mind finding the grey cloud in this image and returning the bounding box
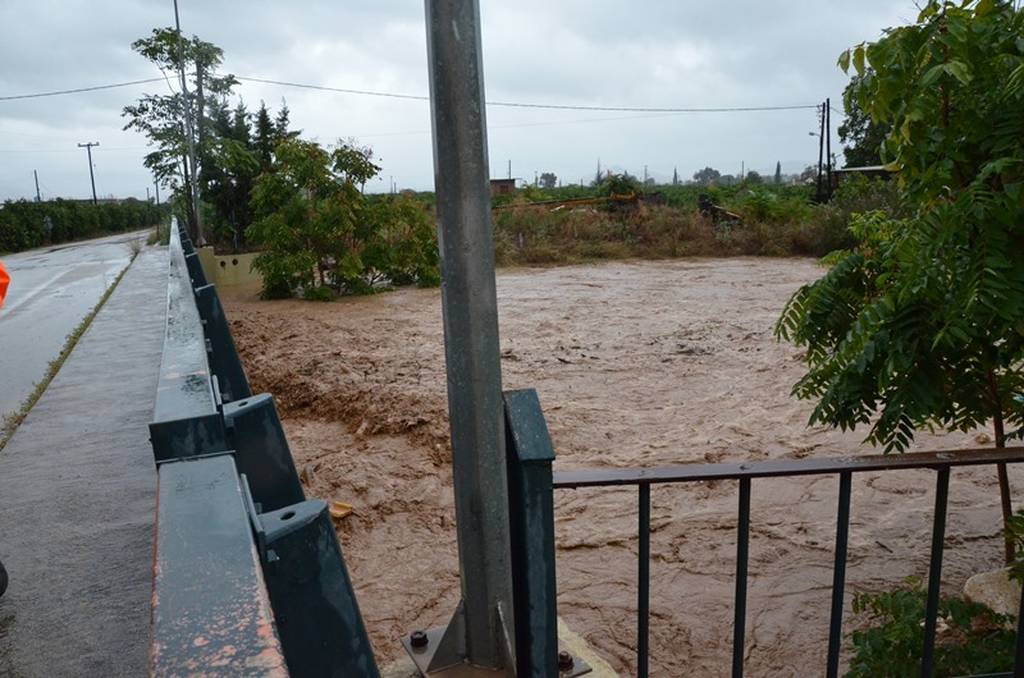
[0,0,915,201]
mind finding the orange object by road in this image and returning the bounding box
[0,261,9,309]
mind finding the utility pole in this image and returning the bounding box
[643,165,648,184]
[825,97,833,200]
[412,0,514,672]
[77,142,100,204]
[507,159,511,179]
[146,187,151,202]
[33,170,41,202]
[154,180,161,206]
[173,0,204,244]
[817,101,826,201]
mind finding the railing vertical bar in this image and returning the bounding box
[826,471,852,678]
[920,467,950,678]
[732,477,751,678]
[638,482,651,678]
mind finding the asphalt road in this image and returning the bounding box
[0,247,166,677]
[0,231,147,422]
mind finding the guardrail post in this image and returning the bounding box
[223,394,304,512]
[184,251,208,288]
[194,283,252,403]
[504,389,558,676]
[252,498,380,678]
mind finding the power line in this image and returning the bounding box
[0,77,165,102]
[0,73,822,114]
[235,75,819,113]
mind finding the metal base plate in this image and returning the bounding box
[400,626,592,677]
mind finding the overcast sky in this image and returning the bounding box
[0,1,917,202]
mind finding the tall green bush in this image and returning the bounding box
[0,199,165,253]
[247,138,438,298]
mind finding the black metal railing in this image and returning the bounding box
[505,388,1024,677]
[553,450,1024,678]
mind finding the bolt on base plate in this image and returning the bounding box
[400,626,592,677]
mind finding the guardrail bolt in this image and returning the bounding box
[558,650,574,671]
[410,630,429,648]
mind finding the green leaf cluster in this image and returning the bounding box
[246,138,438,299]
[847,578,1015,677]
[779,1,1024,453]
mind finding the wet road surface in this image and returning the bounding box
[0,231,146,422]
[0,246,167,677]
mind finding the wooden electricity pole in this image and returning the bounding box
[77,142,100,204]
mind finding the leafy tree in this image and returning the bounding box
[672,167,680,186]
[248,138,437,298]
[745,170,763,184]
[539,172,557,189]
[798,165,818,183]
[777,0,1024,560]
[203,101,260,249]
[838,73,891,167]
[122,28,236,239]
[594,172,640,197]
[253,102,276,170]
[693,166,721,186]
[774,161,782,185]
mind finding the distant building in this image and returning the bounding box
[489,178,516,197]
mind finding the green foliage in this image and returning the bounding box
[693,166,722,186]
[847,578,1014,677]
[838,73,891,167]
[247,138,437,299]
[122,28,237,235]
[779,0,1024,454]
[0,199,166,253]
[593,172,641,197]
[1005,510,1024,582]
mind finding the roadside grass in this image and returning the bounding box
[0,253,137,453]
[147,220,170,247]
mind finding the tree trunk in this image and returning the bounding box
[181,156,197,241]
[988,368,1016,565]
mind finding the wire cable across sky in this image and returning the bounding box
[235,76,820,113]
[0,77,166,102]
[0,73,821,114]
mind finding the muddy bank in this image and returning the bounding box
[223,257,1018,676]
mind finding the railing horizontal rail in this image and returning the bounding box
[553,446,1024,488]
[544,443,1024,677]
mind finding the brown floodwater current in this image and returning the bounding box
[223,257,1016,676]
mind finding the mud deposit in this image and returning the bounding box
[223,258,1019,676]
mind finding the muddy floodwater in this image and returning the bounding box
[223,257,1017,676]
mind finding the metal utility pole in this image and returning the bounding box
[77,142,100,204]
[408,0,514,673]
[33,170,41,202]
[816,101,826,201]
[825,97,833,200]
[173,0,204,244]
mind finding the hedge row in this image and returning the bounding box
[0,199,166,253]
